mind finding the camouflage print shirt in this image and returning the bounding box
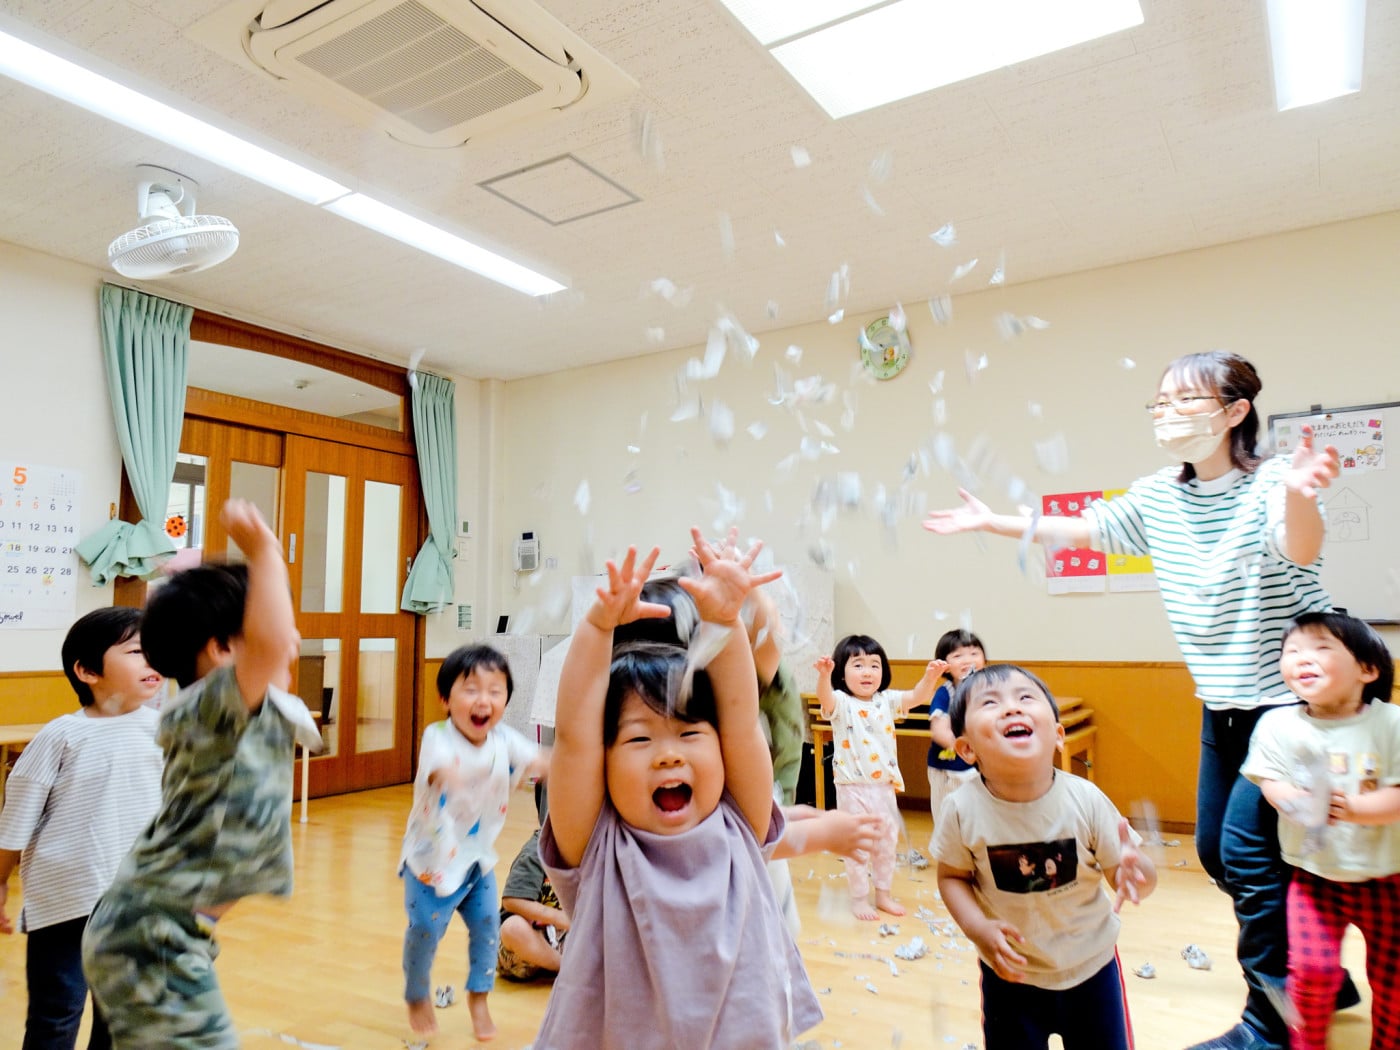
[106,664,298,909]
[760,661,805,807]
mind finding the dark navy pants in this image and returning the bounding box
[25,914,111,1050]
[979,954,1133,1049]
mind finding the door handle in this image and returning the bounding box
[288,533,297,564]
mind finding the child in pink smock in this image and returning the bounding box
[534,534,822,1050]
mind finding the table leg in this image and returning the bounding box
[299,743,309,824]
[813,728,829,811]
[0,744,8,807]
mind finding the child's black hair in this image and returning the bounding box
[436,643,515,703]
[948,664,1059,739]
[830,634,891,693]
[1285,612,1394,704]
[141,563,249,689]
[603,641,718,747]
[62,606,143,707]
[935,629,986,681]
[611,575,699,650]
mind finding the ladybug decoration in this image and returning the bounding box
[165,514,187,539]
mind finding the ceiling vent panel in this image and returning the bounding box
[239,0,636,147]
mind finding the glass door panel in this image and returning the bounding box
[296,638,343,757]
[356,638,397,754]
[229,461,279,534]
[360,481,402,614]
[299,472,347,614]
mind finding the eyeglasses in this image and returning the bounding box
[1144,395,1220,415]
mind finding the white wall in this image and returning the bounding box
[493,211,1400,660]
[0,243,118,670]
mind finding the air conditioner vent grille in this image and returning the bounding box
[292,0,540,134]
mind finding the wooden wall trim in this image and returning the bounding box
[185,387,415,456]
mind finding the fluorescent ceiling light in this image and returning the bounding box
[725,0,1143,119]
[1266,0,1365,111]
[0,22,565,295]
[324,195,565,297]
[716,0,886,46]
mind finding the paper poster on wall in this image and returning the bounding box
[1274,409,1385,473]
[1042,490,1106,595]
[1102,488,1158,592]
[0,462,81,629]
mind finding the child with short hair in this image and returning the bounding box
[497,788,567,983]
[1241,612,1400,1050]
[914,628,986,841]
[0,606,164,1050]
[400,642,546,1040]
[815,634,942,919]
[933,663,1155,1050]
[81,501,320,1050]
[534,536,822,1049]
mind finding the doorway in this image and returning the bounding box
[173,417,421,797]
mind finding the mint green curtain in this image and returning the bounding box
[76,285,191,585]
[401,371,457,613]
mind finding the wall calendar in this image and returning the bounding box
[0,462,81,629]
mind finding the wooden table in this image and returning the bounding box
[805,695,1097,810]
[0,723,45,805]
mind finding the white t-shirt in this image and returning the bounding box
[931,772,1129,990]
[829,688,909,791]
[0,706,162,931]
[400,718,537,896]
[1243,701,1400,882]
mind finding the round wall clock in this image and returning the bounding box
[859,315,911,380]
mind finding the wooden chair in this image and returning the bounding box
[1056,696,1097,782]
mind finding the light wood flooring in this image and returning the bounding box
[0,785,1374,1049]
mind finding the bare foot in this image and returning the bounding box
[407,998,438,1036]
[468,991,497,1042]
[875,890,906,917]
[850,894,880,921]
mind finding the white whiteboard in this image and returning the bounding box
[1270,402,1398,622]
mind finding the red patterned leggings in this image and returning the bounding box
[1287,867,1400,1050]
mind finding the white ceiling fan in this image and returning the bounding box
[107,164,239,279]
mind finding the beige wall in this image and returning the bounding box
[492,211,1400,663]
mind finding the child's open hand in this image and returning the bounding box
[970,917,1028,982]
[1112,818,1150,912]
[220,499,279,557]
[679,527,780,623]
[824,810,882,864]
[814,655,835,677]
[924,659,949,681]
[587,546,672,631]
[1285,425,1340,500]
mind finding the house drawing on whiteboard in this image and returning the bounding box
[1324,487,1370,543]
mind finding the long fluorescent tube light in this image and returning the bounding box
[324,195,565,297]
[724,0,1143,119]
[1266,0,1366,111]
[0,23,566,296]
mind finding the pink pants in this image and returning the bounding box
[835,782,899,899]
[1287,868,1400,1050]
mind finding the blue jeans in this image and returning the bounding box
[979,955,1132,1049]
[1198,707,1289,1047]
[25,915,111,1050]
[401,864,499,1002]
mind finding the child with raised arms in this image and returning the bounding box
[0,606,165,1049]
[81,501,321,1049]
[400,643,547,1041]
[815,634,942,919]
[533,536,821,1050]
[1241,612,1400,1050]
[932,664,1155,1050]
[911,628,986,844]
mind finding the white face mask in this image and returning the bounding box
[1154,408,1226,463]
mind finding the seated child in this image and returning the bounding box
[534,537,822,1049]
[910,628,986,843]
[497,787,567,982]
[0,606,165,1050]
[932,663,1155,1050]
[1241,612,1399,1050]
[81,501,320,1050]
[400,643,547,1040]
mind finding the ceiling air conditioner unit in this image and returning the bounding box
[242,0,636,147]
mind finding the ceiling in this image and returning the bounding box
[1,0,1398,381]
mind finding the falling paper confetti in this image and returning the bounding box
[989,256,1005,286]
[774,229,786,247]
[1033,433,1070,474]
[928,295,953,325]
[766,300,779,319]
[929,223,956,247]
[889,301,906,333]
[786,344,804,364]
[791,145,811,167]
[862,185,885,216]
[645,326,665,344]
[718,212,735,261]
[1121,357,1137,369]
[828,309,845,324]
[634,109,665,170]
[709,400,735,444]
[951,259,978,282]
[747,421,768,440]
[573,480,591,515]
[868,149,893,183]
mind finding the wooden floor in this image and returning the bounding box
[0,785,1375,1049]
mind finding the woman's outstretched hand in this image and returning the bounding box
[923,488,993,535]
[1285,425,1340,500]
